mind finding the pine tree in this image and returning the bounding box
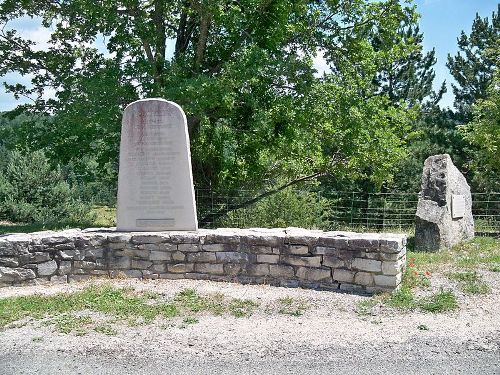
[447,4,499,121]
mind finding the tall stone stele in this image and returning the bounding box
[414,154,474,251]
[116,99,198,231]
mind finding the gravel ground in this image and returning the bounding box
[0,274,499,374]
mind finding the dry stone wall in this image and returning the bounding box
[0,228,406,294]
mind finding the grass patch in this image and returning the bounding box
[228,299,259,317]
[52,314,93,335]
[386,286,417,310]
[94,324,118,336]
[182,317,199,325]
[0,284,265,334]
[91,205,116,227]
[489,263,500,272]
[418,289,458,313]
[277,296,308,317]
[385,286,458,313]
[447,271,490,295]
[407,237,500,271]
[355,298,379,316]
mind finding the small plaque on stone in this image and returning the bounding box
[451,194,466,219]
[116,99,198,231]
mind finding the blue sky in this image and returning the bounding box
[0,0,498,111]
[413,0,498,108]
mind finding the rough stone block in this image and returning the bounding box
[0,257,19,267]
[415,154,474,251]
[322,256,344,268]
[203,244,229,252]
[316,236,349,249]
[204,230,241,244]
[177,244,199,252]
[332,269,355,283]
[312,246,337,255]
[379,236,406,253]
[57,261,72,275]
[109,256,131,269]
[241,229,285,247]
[256,254,279,264]
[53,242,76,251]
[348,236,379,251]
[374,274,402,287]
[279,279,300,288]
[380,249,405,261]
[74,260,103,270]
[224,263,243,276]
[86,235,107,248]
[243,245,274,254]
[161,232,197,244]
[38,260,58,276]
[246,264,270,276]
[352,258,382,272]
[0,267,36,283]
[107,234,131,243]
[89,270,108,276]
[131,259,152,269]
[137,244,160,251]
[269,265,294,278]
[195,263,224,275]
[0,241,16,256]
[116,248,150,259]
[281,255,321,268]
[382,259,405,276]
[354,272,374,286]
[20,252,51,264]
[187,252,216,263]
[57,250,84,261]
[168,263,194,273]
[85,249,104,259]
[284,227,321,246]
[41,235,72,245]
[339,283,365,293]
[131,235,166,244]
[150,251,171,261]
[287,245,309,255]
[108,242,126,250]
[171,251,185,261]
[295,267,331,282]
[123,270,142,278]
[216,252,251,263]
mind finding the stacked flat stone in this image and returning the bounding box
[0,227,406,294]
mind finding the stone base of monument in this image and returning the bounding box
[0,228,407,294]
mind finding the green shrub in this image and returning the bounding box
[217,187,331,229]
[63,156,117,206]
[0,150,94,224]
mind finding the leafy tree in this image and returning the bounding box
[460,61,500,192]
[1,0,422,220]
[447,4,499,120]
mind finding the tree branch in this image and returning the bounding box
[199,172,325,226]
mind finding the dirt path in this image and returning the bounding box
[0,276,499,374]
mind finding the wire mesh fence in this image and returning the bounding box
[195,189,500,235]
